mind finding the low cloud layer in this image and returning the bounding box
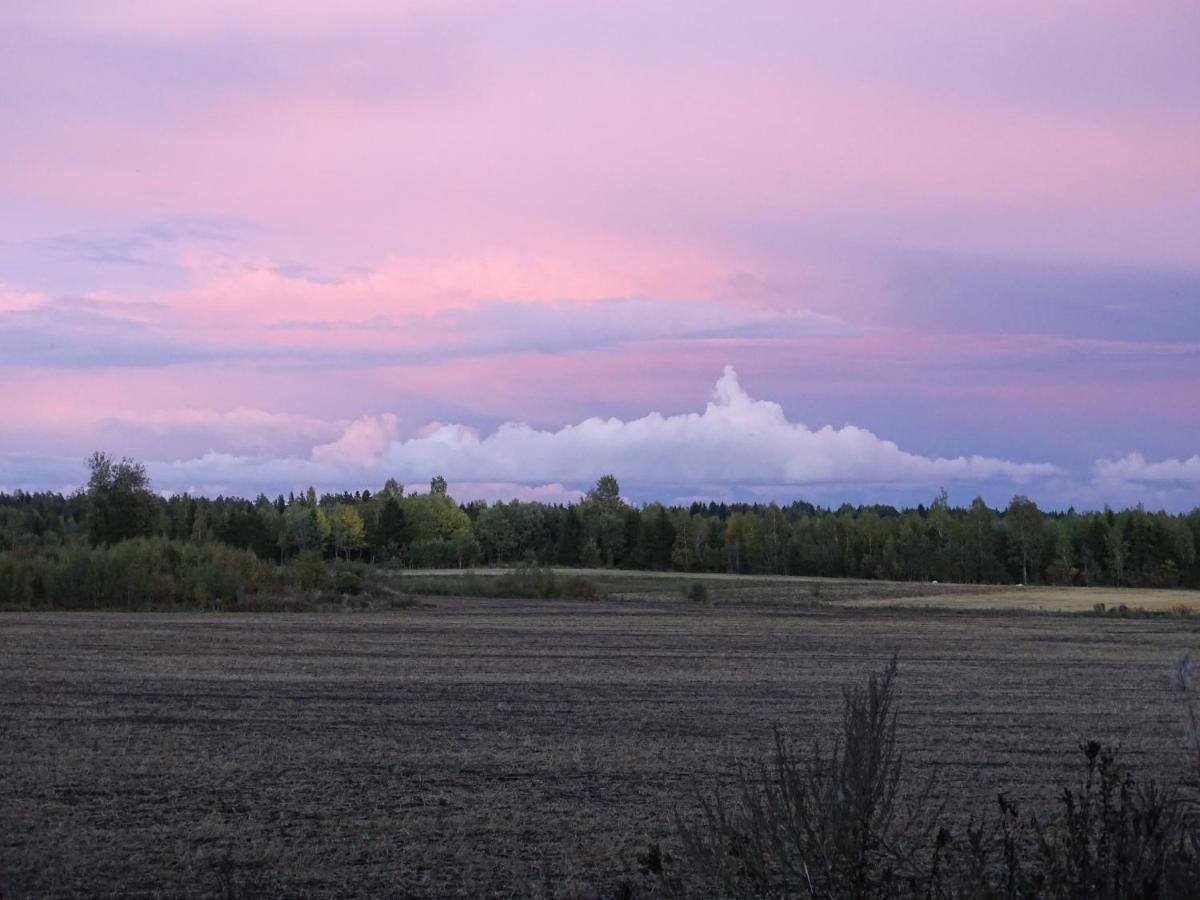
[0,368,1058,495]
[3,367,1197,511]
[1093,453,1200,486]
[354,367,1061,488]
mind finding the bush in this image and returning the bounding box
[0,539,277,610]
[655,657,1200,899]
[494,564,558,598]
[560,576,603,600]
[681,582,709,603]
[333,566,364,595]
[1026,741,1192,899]
[291,549,327,591]
[665,656,939,897]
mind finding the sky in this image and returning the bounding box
[1,1,1198,511]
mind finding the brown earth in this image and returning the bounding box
[3,598,1199,897]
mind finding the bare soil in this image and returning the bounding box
[3,598,1199,897]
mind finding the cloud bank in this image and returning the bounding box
[349,367,1060,488]
[11,367,1055,497]
[4,367,1197,511]
[1093,453,1200,486]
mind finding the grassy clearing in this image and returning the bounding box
[845,585,1200,614]
[389,567,1200,615]
[3,599,1200,896]
[386,566,1006,607]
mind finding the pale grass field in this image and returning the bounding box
[405,568,856,582]
[844,586,1200,613]
[393,567,1200,614]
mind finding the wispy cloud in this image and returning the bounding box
[0,293,852,369]
[0,299,222,368]
[29,215,249,267]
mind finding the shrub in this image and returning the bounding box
[560,576,603,600]
[1027,741,1191,899]
[333,566,364,596]
[681,582,709,604]
[665,657,942,897]
[291,549,327,591]
[655,657,1200,899]
[0,539,277,610]
[494,564,558,598]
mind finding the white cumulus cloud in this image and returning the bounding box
[1,368,1066,500]
[308,366,1060,488]
[1093,452,1200,485]
[312,413,400,466]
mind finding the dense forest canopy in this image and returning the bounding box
[1,452,1197,589]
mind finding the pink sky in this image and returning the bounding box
[1,1,1198,508]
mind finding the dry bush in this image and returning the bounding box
[663,656,943,897]
[495,564,559,598]
[1025,741,1193,899]
[652,657,1200,899]
[560,576,604,600]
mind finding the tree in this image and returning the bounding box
[474,504,517,564]
[586,474,622,509]
[430,475,448,497]
[448,527,479,568]
[670,512,702,571]
[1045,521,1078,586]
[85,452,160,546]
[377,496,411,561]
[1105,521,1128,586]
[760,504,789,575]
[556,505,583,565]
[190,504,209,543]
[589,510,627,567]
[329,506,366,560]
[579,537,603,568]
[965,497,998,583]
[283,503,326,556]
[405,492,470,543]
[724,512,762,574]
[640,503,677,570]
[1006,495,1042,584]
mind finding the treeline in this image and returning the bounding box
[2,456,1199,588]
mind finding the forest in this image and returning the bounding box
[1,452,1197,602]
